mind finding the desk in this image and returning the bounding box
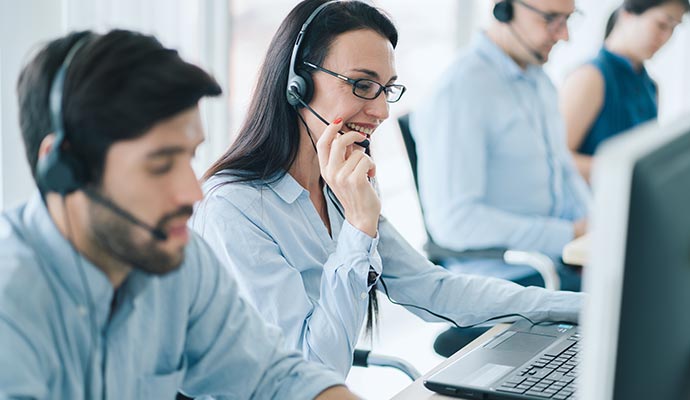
[391,324,510,400]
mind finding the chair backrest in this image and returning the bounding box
[397,113,420,192]
[395,113,506,263]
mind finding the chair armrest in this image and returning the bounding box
[503,250,560,290]
[424,241,561,290]
[352,349,421,380]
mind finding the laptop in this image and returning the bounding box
[424,320,579,399]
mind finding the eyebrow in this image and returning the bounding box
[146,138,204,160]
[348,68,399,84]
[146,146,188,159]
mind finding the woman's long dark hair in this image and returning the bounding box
[204,0,398,336]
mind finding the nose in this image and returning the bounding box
[175,164,203,206]
[365,92,390,122]
[554,20,570,42]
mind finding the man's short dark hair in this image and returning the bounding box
[17,29,222,184]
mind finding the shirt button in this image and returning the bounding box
[78,306,88,316]
[360,292,367,300]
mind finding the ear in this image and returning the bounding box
[38,133,57,160]
[618,8,634,21]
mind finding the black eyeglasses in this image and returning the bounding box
[514,0,581,34]
[303,61,406,103]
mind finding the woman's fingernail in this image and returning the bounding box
[333,117,342,124]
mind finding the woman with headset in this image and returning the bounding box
[560,0,689,182]
[190,0,582,377]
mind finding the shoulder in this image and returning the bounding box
[562,64,604,99]
[0,213,55,359]
[174,230,244,315]
[200,173,270,213]
[0,212,48,297]
[414,49,502,125]
[176,231,223,282]
[442,49,506,95]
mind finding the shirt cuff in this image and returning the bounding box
[336,221,383,289]
[546,291,584,323]
[338,220,379,254]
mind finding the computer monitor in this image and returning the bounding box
[580,115,690,400]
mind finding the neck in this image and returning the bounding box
[605,33,643,70]
[46,192,131,288]
[288,124,324,193]
[486,25,530,70]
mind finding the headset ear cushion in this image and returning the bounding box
[37,148,87,195]
[286,71,315,107]
[298,70,314,104]
[287,75,304,106]
[493,1,514,23]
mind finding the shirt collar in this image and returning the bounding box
[267,172,306,204]
[473,31,540,82]
[23,192,150,325]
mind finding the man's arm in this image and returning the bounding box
[179,235,354,400]
[0,313,49,399]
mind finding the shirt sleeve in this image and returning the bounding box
[190,193,383,377]
[179,235,344,399]
[0,244,55,400]
[0,314,49,399]
[376,218,583,326]
[411,81,576,257]
[559,136,592,221]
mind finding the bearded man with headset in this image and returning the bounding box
[0,29,358,400]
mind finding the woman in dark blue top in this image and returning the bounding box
[560,0,689,181]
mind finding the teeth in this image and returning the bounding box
[346,123,373,135]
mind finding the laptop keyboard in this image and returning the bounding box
[495,332,580,399]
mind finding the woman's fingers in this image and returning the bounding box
[316,117,343,170]
[351,153,375,183]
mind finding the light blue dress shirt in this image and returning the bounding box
[410,32,590,258]
[0,193,343,400]
[191,172,583,377]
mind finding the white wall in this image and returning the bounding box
[0,0,231,210]
[1,0,64,209]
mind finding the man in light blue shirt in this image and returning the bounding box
[0,30,357,400]
[411,0,590,289]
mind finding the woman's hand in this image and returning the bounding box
[317,118,381,237]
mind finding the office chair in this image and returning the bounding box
[353,349,421,380]
[396,113,560,357]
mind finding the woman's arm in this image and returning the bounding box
[377,218,584,326]
[191,193,381,377]
[559,64,605,182]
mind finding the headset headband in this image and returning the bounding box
[286,0,339,106]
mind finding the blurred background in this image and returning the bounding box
[1,0,689,398]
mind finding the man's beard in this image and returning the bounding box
[86,194,193,275]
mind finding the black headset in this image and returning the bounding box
[493,0,514,23]
[36,36,91,195]
[285,0,339,107]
